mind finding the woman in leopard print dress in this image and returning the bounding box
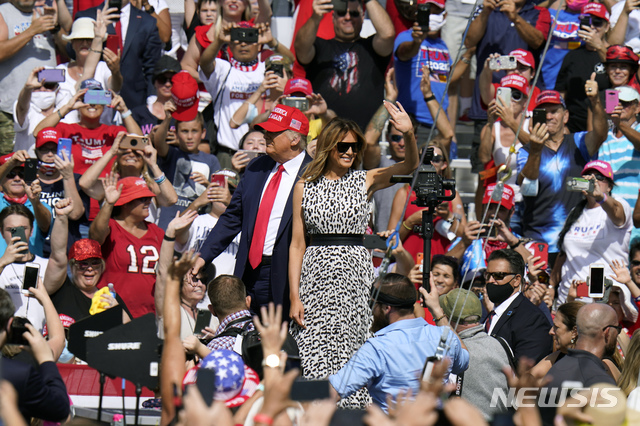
[288,102,419,408]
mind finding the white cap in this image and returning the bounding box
[62,18,96,41]
[615,85,640,102]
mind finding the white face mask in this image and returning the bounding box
[429,11,446,32]
[31,91,57,111]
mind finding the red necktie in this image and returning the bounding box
[485,311,496,333]
[248,165,285,269]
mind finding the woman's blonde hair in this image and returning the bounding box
[618,330,640,395]
[111,153,154,188]
[215,0,253,34]
[301,117,365,182]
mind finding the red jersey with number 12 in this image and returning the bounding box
[98,218,164,318]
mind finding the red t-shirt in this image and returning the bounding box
[403,190,452,262]
[98,218,164,318]
[55,122,124,175]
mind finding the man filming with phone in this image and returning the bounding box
[199,21,276,168]
[294,0,395,132]
[517,85,607,268]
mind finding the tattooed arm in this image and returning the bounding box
[364,67,398,170]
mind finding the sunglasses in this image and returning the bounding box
[631,260,640,267]
[6,170,24,179]
[484,271,516,281]
[431,154,444,164]
[336,141,362,153]
[155,74,174,85]
[43,82,59,91]
[511,90,524,101]
[592,174,606,181]
[621,100,638,108]
[390,134,404,143]
[335,9,361,17]
[591,17,606,28]
[76,259,102,270]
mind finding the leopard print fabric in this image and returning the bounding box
[290,169,374,408]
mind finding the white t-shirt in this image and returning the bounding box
[12,97,72,157]
[558,195,633,303]
[56,61,114,125]
[175,213,240,277]
[0,256,49,333]
[610,1,640,54]
[199,59,265,150]
[119,0,168,44]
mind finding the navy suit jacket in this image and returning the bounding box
[1,358,70,422]
[199,152,312,306]
[491,293,554,364]
[76,3,162,109]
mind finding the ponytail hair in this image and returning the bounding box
[557,199,588,252]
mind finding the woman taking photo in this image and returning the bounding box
[79,132,177,222]
[89,174,165,318]
[289,102,419,408]
[552,160,633,304]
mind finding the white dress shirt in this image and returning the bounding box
[487,291,520,335]
[259,151,306,256]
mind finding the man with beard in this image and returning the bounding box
[483,249,552,364]
[539,303,618,425]
[329,273,469,412]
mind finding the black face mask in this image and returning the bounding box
[486,280,515,306]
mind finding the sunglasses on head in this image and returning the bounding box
[390,134,404,143]
[336,141,362,153]
[335,9,361,17]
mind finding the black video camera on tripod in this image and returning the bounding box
[391,147,456,291]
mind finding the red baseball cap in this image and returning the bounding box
[36,127,59,148]
[171,71,199,122]
[581,3,610,21]
[254,105,310,136]
[582,160,614,179]
[284,78,313,97]
[500,74,529,94]
[114,177,156,206]
[0,153,23,167]
[483,183,515,210]
[535,90,567,108]
[509,49,535,70]
[69,238,103,261]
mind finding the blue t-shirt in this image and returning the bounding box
[0,197,52,257]
[598,124,640,242]
[541,8,582,90]
[517,132,593,252]
[158,145,221,228]
[394,32,450,127]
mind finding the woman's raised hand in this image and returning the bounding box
[383,101,413,134]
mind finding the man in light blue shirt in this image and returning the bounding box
[329,274,469,412]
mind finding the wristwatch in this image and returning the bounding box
[262,353,281,369]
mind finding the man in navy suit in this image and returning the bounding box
[0,288,69,423]
[75,1,162,109]
[194,105,311,314]
[483,249,553,364]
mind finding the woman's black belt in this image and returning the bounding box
[309,234,364,246]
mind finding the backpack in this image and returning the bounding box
[214,316,300,378]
